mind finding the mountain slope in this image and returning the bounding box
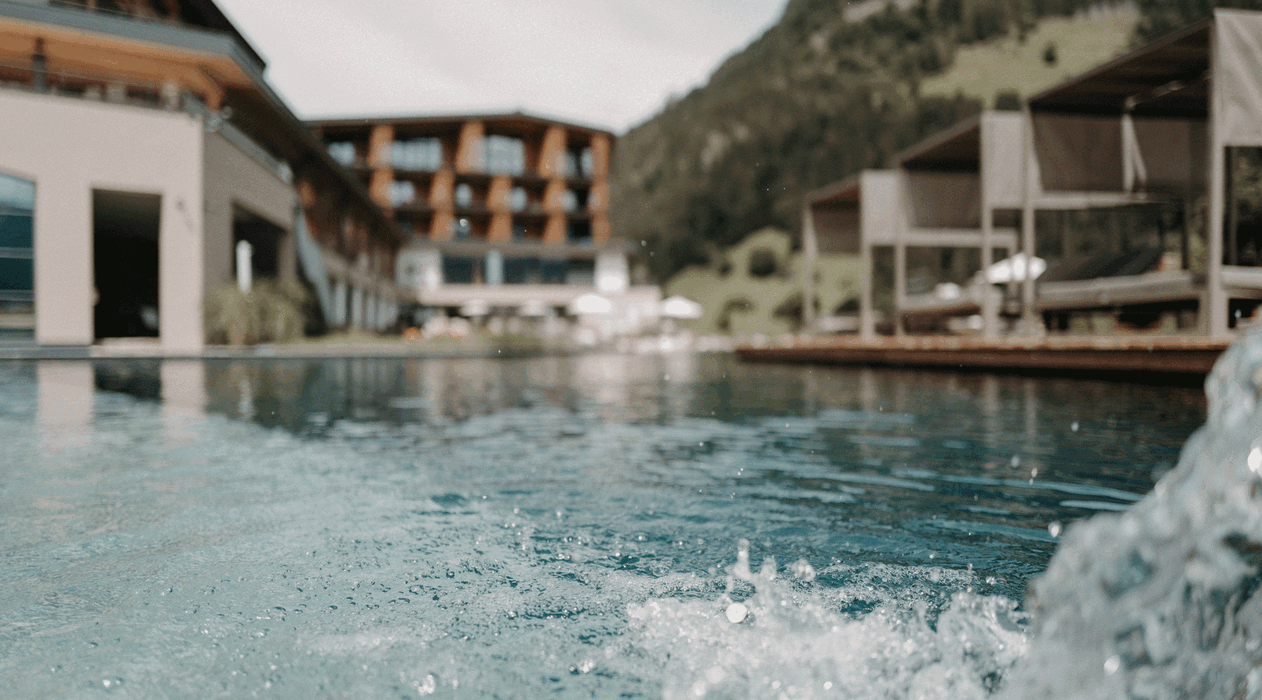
[609,0,1157,284]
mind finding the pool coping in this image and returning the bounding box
[0,342,578,361]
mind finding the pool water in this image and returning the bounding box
[0,353,1211,697]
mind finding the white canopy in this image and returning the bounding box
[660,295,704,319]
[568,293,612,315]
[985,253,1046,284]
[518,299,548,317]
[459,299,489,317]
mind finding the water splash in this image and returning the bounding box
[624,332,1262,699]
[1003,329,1262,699]
[623,539,1029,699]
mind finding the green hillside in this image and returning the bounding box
[611,0,1262,289]
[919,5,1138,107]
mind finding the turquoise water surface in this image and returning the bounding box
[0,353,1207,698]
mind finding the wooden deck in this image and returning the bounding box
[735,335,1231,376]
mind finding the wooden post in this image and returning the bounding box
[1020,105,1038,335]
[1207,23,1229,337]
[1227,146,1239,266]
[980,114,997,338]
[894,173,907,337]
[802,203,817,331]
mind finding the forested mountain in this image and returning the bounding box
[611,0,1262,284]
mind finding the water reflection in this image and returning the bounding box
[0,354,1215,697]
[47,354,1203,581]
[37,362,93,452]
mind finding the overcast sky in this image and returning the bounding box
[213,0,790,134]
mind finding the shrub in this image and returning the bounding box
[748,248,778,277]
[994,89,1022,111]
[205,278,310,345]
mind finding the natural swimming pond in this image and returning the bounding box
[0,349,1252,698]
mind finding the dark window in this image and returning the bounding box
[0,210,34,249]
[0,172,35,335]
[541,259,567,284]
[567,221,592,245]
[442,256,476,284]
[567,259,595,286]
[504,257,541,284]
[0,258,33,296]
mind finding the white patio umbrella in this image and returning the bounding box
[568,293,612,315]
[985,253,1046,284]
[660,295,704,319]
[518,299,548,317]
[459,299,489,317]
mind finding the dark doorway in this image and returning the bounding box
[93,190,161,339]
[233,205,285,280]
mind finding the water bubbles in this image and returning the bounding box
[1103,655,1121,675]
[101,677,124,689]
[1071,421,1080,432]
[1010,454,1021,468]
[724,602,748,623]
[789,559,816,583]
[1048,521,1063,538]
[1249,442,1262,475]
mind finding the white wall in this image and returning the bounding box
[0,90,204,349]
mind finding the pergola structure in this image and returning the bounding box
[891,111,1024,337]
[803,112,1023,339]
[802,170,897,339]
[1021,9,1262,337]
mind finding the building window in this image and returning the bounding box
[503,257,540,284]
[442,256,476,284]
[452,217,471,239]
[567,259,595,286]
[580,148,594,177]
[563,147,594,178]
[388,180,416,206]
[509,186,528,212]
[561,190,578,213]
[0,172,35,339]
[327,141,356,166]
[455,183,473,208]
[541,259,568,284]
[390,138,443,171]
[567,220,592,245]
[485,135,525,175]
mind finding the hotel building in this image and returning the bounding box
[308,114,654,323]
[0,0,404,352]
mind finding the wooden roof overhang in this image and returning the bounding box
[893,115,982,172]
[308,111,616,141]
[1028,19,1211,118]
[805,172,861,207]
[0,1,401,246]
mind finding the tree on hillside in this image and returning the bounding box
[610,0,1149,284]
[1135,0,1262,43]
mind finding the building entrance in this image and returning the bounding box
[232,205,285,280]
[93,190,161,339]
